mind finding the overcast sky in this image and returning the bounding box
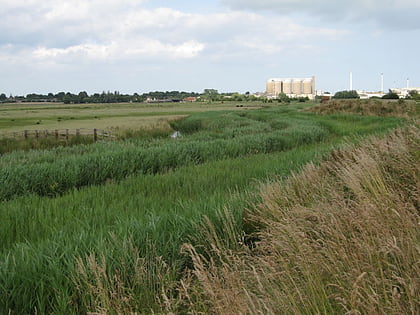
[1,0,419,95]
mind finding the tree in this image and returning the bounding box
[204,89,218,95]
[63,93,74,104]
[55,92,65,102]
[333,90,360,99]
[277,93,291,103]
[77,91,89,103]
[408,90,420,101]
[382,90,399,100]
[203,89,219,102]
[0,93,7,102]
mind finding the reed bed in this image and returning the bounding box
[0,134,97,154]
[0,109,333,201]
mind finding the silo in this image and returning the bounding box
[282,79,292,94]
[292,79,303,95]
[266,79,283,97]
[266,80,276,96]
[311,76,316,95]
[303,78,313,94]
[266,80,273,95]
[274,80,282,96]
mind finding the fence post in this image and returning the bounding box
[24,130,28,139]
[94,129,98,142]
[35,130,39,139]
[55,130,59,139]
[66,129,69,141]
[76,129,80,137]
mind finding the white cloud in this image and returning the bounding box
[33,44,111,60]
[32,39,205,62]
[0,1,348,67]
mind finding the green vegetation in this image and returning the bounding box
[0,106,403,201]
[276,92,291,103]
[382,90,400,99]
[0,90,201,104]
[0,101,414,314]
[0,134,100,154]
[333,90,360,99]
[307,98,419,117]
[0,101,259,135]
[408,90,420,101]
[0,89,268,104]
[184,124,419,314]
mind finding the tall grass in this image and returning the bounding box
[0,143,334,314]
[181,124,420,314]
[0,135,96,154]
[307,98,419,117]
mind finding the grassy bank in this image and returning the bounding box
[182,124,419,314]
[307,98,419,117]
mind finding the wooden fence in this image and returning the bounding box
[0,128,115,142]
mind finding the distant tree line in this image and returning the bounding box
[0,89,275,104]
[0,89,319,104]
[0,90,203,104]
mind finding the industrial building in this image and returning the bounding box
[391,87,420,98]
[266,76,316,99]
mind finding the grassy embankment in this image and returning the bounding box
[308,98,419,117]
[0,101,413,313]
[182,124,419,314]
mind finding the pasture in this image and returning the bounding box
[0,101,258,134]
[0,100,415,314]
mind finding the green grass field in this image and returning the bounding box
[0,101,412,313]
[0,101,260,133]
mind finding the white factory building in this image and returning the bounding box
[391,87,420,98]
[357,87,420,99]
[266,76,316,99]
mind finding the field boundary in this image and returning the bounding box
[0,128,115,142]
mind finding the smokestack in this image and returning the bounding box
[350,72,353,91]
[407,78,410,89]
[381,73,384,93]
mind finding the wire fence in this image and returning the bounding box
[0,128,115,142]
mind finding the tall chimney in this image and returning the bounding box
[381,73,384,93]
[350,72,353,91]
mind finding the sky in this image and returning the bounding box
[1,0,419,95]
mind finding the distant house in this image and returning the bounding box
[146,97,181,103]
[183,97,198,102]
[321,95,332,103]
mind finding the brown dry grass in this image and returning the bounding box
[307,99,419,117]
[177,124,420,314]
